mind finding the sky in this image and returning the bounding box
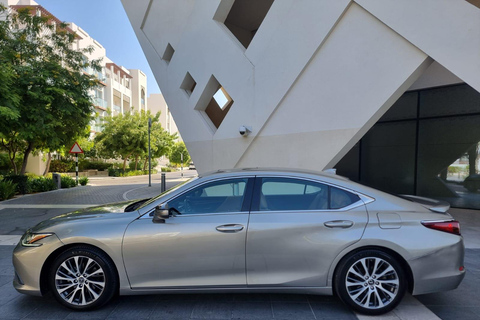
[36,0,161,95]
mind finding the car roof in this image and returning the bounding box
[199,167,350,182]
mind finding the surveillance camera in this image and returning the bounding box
[239,125,252,137]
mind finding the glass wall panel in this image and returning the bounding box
[335,143,360,182]
[360,121,416,195]
[419,84,480,118]
[380,91,418,122]
[336,83,480,209]
[417,115,480,208]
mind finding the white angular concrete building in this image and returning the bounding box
[123,0,480,209]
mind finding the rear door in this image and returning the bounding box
[246,176,368,287]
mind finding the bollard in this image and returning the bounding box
[52,173,61,189]
[161,172,166,192]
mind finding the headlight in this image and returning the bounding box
[21,231,54,247]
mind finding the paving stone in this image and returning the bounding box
[150,300,196,319]
[271,302,315,320]
[0,295,46,319]
[22,299,71,319]
[106,298,157,320]
[233,293,271,302]
[428,306,480,320]
[269,293,308,302]
[231,301,273,319]
[191,301,232,319]
[64,299,119,320]
[0,281,21,307]
[310,301,357,319]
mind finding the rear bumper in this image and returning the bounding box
[410,237,465,295]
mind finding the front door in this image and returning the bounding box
[123,177,253,289]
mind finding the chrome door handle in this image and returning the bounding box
[324,220,354,228]
[216,224,244,233]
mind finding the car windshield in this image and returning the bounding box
[137,177,198,210]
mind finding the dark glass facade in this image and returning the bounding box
[335,84,480,209]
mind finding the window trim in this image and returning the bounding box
[251,175,373,213]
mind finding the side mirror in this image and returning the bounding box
[153,203,170,223]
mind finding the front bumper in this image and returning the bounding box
[410,237,466,295]
[12,234,64,296]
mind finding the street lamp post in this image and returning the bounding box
[148,117,152,187]
[181,152,183,177]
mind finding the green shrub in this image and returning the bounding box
[50,160,75,173]
[60,175,77,188]
[79,176,89,186]
[0,179,17,200]
[79,160,112,171]
[108,168,157,177]
[3,175,30,194]
[161,167,173,172]
[29,177,57,192]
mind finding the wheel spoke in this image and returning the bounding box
[374,289,384,308]
[87,280,105,287]
[86,269,103,278]
[60,262,76,277]
[86,283,100,299]
[349,268,365,279]
[73,256,80,274]
[377,285,396,299]
[83,258,94,275]
[55,274,74,282]
[360,259,370,277]
[376,266,394,278]
[351,286,368,300]
[57,283,76,294]
[379,278,399,286]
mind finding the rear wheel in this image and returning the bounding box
[49,246,117,310]
[334,250,406,315]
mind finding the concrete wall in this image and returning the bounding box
[83,1,480,173]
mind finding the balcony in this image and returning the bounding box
[95,97,108,110]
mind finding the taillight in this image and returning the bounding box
[421,220,461,235]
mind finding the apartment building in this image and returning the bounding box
[148,94,181,141]
[67,22,148,136]
[3,0,149,174]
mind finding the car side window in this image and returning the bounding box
[167,178,248,215]
[330,186,360,209]
[259,178,329,211]
[258,178,360,211]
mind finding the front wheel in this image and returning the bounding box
[49,246,118,310]
[334,250,406,315]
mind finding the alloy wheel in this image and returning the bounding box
[54,255,105,306]
[345,257,399,309]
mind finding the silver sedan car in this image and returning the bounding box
[12,168,465,315]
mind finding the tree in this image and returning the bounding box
[0,5,101,174]
[95,110,174,171]
[169,141,191,166]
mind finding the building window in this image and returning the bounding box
[141,89,145,107]
[194,75,233,131]
[214,0,275,48]
[162,43,175,63]
[180,72,197,97]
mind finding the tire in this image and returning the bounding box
[334,250,406,315]
[49,246,118,310]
